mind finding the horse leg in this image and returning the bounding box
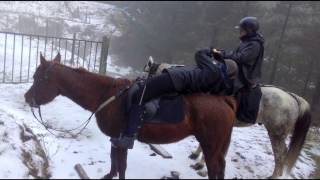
[189,145,202,160]
[198,126,232,179]
[200,143,225,179]
[117,148,128,179]
[103,146,118,179]
[267,132,287,178]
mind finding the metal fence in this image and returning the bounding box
[0,31,109,83]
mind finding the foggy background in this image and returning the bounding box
[103,1,320,126]
[0,1,319,125]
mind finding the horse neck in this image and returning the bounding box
[54,66,128,112]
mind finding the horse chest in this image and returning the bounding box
[95,108,125,138]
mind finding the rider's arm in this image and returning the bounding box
[194,49,215,70]
[223,42,260,65]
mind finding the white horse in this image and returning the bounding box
[145,59,312,179]
[189,86,311,178]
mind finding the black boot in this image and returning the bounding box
[111,104,144,149]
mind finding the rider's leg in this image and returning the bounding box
[112,72,175,149]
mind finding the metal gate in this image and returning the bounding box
[0,31,109,83]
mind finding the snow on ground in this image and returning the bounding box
[0,1,317,179]
[0,82,317,179]
[0,1,118,38]
[0,100,49,178]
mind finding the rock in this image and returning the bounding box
[231,158,238,162]
[171,171,180,179]
[150,153,157,156]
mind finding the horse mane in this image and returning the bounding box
[73,67,88,74]
[55,63,132,88]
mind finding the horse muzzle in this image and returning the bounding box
[25,95,40,108]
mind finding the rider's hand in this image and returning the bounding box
[212,48,224,60]
[213,48,222,55]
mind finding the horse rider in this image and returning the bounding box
[213,16,264,94]
[111,16,265,149]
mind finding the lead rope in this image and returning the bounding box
[31,85,131,138]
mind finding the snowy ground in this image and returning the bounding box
[0,82,318,179]
[0,1,118,39]
[0,1,318,179]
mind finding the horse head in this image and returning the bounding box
[24,53,61,107]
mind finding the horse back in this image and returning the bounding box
[185,94,237,128]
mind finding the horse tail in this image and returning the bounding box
[285,94,312,174]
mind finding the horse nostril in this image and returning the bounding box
[24,93,31,104]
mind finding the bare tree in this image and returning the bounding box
[269,2,292,84]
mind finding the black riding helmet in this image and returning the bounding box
[235,16,259,33]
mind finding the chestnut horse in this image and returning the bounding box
[24,53,237,179]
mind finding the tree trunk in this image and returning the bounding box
[269,3,292,84]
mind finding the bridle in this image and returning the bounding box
[29,63,131,137]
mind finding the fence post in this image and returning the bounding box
[99,36,110,75]
[71,33,76,65]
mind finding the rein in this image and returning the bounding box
[31,85,131,137]
[30,63,132,137]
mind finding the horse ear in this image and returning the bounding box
[53,52,61,63]
[40,52,47,64]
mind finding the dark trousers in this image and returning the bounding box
[124,72,175,136]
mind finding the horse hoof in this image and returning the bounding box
[190,163,204,170]
[197,170,208,177]
[189,153,199,160]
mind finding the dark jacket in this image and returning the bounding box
[165,49,226,94]
[223,32,264,92]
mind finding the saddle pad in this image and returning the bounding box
[143,95,185,124]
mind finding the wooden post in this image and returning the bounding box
[149,144,173,159]
[71,33,76,65]
[99,36,110,75]
[74,164,90,179]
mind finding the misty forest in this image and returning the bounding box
[0,1,318,179]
